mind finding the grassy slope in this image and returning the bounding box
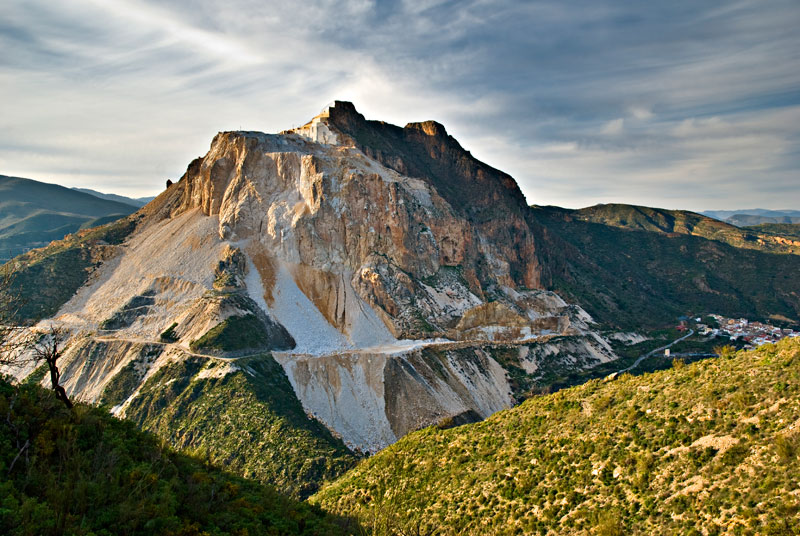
[314,338,800,535]
[1,216,138,321]
[529,206,800,329]
[117,355,357,499]
[0,378,354,536]
[0,175,136,262]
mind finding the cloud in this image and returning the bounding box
[0,0,798,209]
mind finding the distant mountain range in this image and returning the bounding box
[702,208,800,226]
[72,187,156,208]
[0,175,138,263]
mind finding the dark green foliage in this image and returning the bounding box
[159,322,179,343]
[0,378,355,535]
[22,365,48,386]
[189,314,271,352]
[99,360,145,409]
[124,355,357,498]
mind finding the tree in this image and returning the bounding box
[26,325,73,409]
[0,265,72,409]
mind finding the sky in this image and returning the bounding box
[1,0,799,210]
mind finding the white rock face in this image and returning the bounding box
[275,343,514,453]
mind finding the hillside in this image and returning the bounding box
[4,102,800,504]
[529,206,800,329]
[314,338,800,535]
[1,214,139,321]
[568,204,800,255]
[0,175,137,263]
[112,353,357,498]
[728,214,800,227]
[0,377,354,535]
[2,102,618,464]
[746,223,800,240]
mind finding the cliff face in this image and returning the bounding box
[9,102,618,459]
[324,101,541,289]
[169,104,545,340]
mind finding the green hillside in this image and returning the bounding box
[314,338,800,535]
[0,377,354,536]
[1,215,139,321]
[112,354,357,499]
[746,223,800,240]
[569,204,799,255]
[0,175,137,263]
[529,206,800,329]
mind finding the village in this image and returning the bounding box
[698,314,799,349]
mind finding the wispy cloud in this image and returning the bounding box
[0,0,798,209]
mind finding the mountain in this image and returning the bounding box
[2,102,618,495]
[313,338,800,535]
[563,203,800,255]
[73,187,156,207]
[0,377,354,535]
[702,209,800,227]
[0,175,137,263]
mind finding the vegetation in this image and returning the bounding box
[746,223,800,240]
[569,203,799,255]
[0,216,138,321]
[159,322,179,343]
[529,206,800,329]
[189,314,272,353]
[118,354,357,498]
[0,174,136,263]
[0,377,355,535]
[314,338,800,535]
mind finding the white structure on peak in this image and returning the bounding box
[289,109,339,145]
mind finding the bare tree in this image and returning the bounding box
[0,266,73,409]
[26,325,73,409]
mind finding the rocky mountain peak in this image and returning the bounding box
[405,119,448,138]
[10,101,618,454]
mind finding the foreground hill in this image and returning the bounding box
[0,175,137,263]
[314,338,800,535]
[0,378,353,535]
